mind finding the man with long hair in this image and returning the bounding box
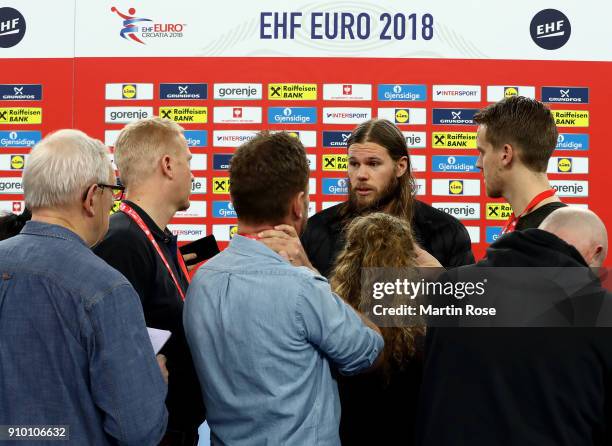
[302,119,474,277]
[330,212,425,445]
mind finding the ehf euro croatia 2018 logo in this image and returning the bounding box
[111,7,185,44]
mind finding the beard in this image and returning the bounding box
[346,175,401,217]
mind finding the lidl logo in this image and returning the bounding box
[105,83,153,100]
[122,84,137,99]
[159,107,207,123]
[268,83,317,100]
[322,154,348,171]
[0,108,42,124]
[553,110,589,127]
[10,155,24,170]
[486,203,513,220]
[377,108,426,125]
[557,158,572,172]
[213,177,230,194]
[395,109,409,123]
[230,225,238,238]
[449,180,464,195]
[504,87,519,98]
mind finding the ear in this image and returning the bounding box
[395,156,408,177]
[82,184,98,217]
[291,191,306,220]
[160,154,173,179]
[589,244,604,267]
[500,144,514,167]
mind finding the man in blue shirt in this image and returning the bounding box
[184,131,384,445]
[0,129,168,445]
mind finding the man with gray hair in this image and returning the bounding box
[0,129,168,445]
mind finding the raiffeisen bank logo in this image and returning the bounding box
[111,6,185,44]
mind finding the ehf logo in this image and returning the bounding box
[530,9,571,50]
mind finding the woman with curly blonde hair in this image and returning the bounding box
[330,212,425,445]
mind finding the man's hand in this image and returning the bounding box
[182,253,198,271]
[257,225,318,272]
[156,354,169,384]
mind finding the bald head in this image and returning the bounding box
[539,207,608,267]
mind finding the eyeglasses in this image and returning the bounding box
[97,183,125,201]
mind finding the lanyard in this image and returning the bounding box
[501,189,557,235]
[120,202,190,301]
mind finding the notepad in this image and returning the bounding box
[147,327,171,354]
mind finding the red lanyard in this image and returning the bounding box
[120,202,190,300]
[501,189,557,235]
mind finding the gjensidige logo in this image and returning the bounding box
[111,6,185,45]
[530,9,571,50]
[0,7,26,48]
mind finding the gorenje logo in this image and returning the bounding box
[0,85,42,101]
[214,84,262,100]
[322,131,351,148]
[0,8,26,48]
[541,87,588,104]
[530,9,571,50]
[432,202,480,220]
[105,107,153,124]
[378,85,427,102]
[0,177,23,194]
[268,107,316,124]
[160,83,207,100]
[432,109,477,125]
[556,133,588,150]
[0,131,41,148]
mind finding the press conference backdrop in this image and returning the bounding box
[0,0,610,262]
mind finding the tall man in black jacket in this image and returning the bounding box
[301,119,474,276]
[94,117,205,446]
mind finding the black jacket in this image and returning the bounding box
[94,201,205,438]
[418,229,612,446]
[301,200,475,278]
